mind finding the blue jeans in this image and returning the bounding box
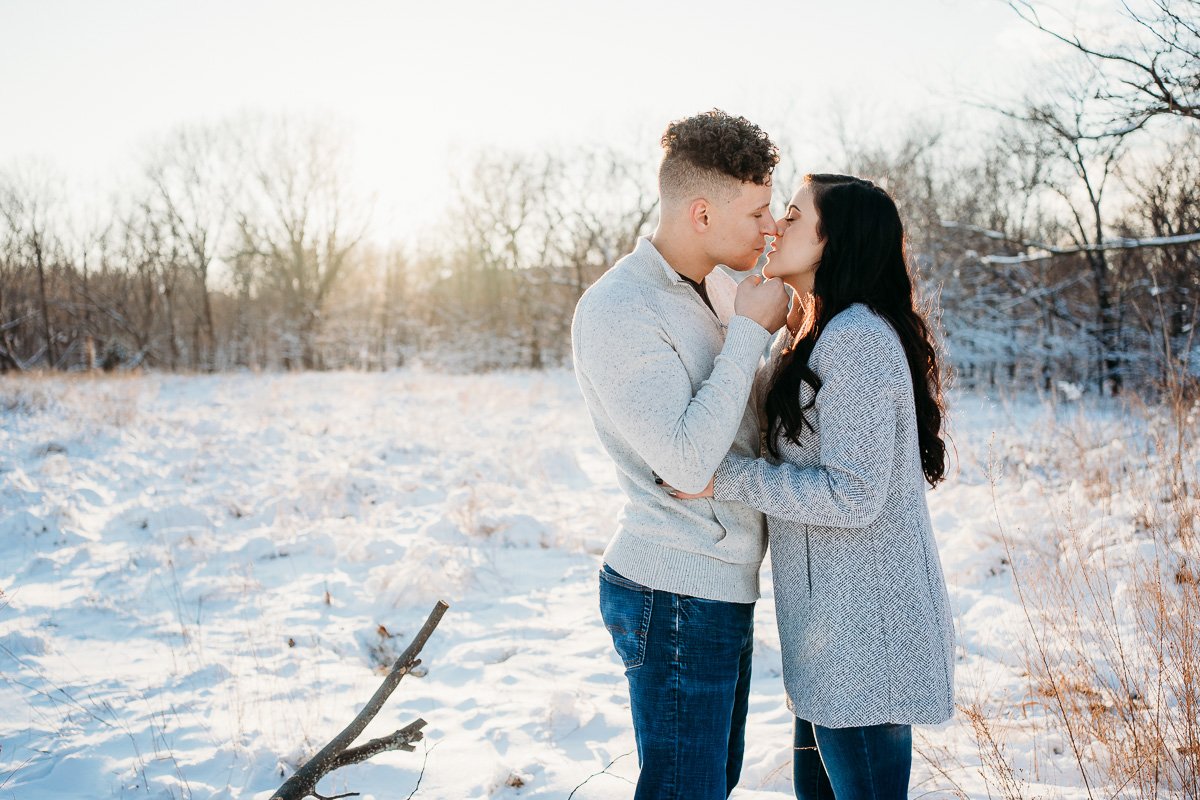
[792,717,912,800]
[598,564,755,800]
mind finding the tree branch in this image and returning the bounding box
[329,720,427,769]
[270,600,450,800]
[940,220,1200,263]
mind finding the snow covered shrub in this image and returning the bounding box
[0,380,56,415]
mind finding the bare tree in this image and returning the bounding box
[553,146,658,297]
[439,146,657,369]
[374,244,415,369]
[1009,0,1200,129]
[144,122,239,370]
[536,147,658,358]
[1006,82,1133,392]
[0,165,64,368]
[456,150,558,366]
[63,207,118,371]
[835,124,1077,389]
[108,201,174,367]
[1128,130,1200,392]
[0,183,25,371]
[234,115,369,370]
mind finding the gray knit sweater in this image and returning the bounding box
[572,237,772,603]
[714,304,955,727]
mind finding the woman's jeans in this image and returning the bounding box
[793,716,912,800]
[598,564,755,800]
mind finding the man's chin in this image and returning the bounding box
[728,255,763,273]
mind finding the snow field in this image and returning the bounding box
[0,372,1191,798]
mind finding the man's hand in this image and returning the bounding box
[734,275,789,333]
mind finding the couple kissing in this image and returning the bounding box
[571,109,955,800]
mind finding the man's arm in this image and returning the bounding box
[575,293,772,494]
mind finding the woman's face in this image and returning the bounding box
[763,185,824,287]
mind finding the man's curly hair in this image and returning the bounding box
[658,109,778,205]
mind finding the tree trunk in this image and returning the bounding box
[33,235,55,367]
[201,269,216,371]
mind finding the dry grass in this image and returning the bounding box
[0,370,146,429]
[0,378,58,415]
[967,384,1200,799]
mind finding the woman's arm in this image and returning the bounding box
[712,322,901,527]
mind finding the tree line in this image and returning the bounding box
[0,116,659,376]
[1,1,1197,397]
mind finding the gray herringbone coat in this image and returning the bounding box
[714,304,955,728]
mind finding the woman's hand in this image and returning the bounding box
[661,476,715,500]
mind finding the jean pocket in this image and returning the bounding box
[599,568,653,671]
[599,563,648,592]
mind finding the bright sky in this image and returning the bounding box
[0,0,1102,241]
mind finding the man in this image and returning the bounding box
[571,110,789,799]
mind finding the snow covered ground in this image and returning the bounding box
[0,371,1191,799]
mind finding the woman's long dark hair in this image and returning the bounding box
[764,174,947,487]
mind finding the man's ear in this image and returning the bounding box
[689,198,710,232]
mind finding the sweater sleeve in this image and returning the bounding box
[575,293,771,494]
[713,322,899,527]
[752,329,793,434]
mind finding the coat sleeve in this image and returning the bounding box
[713,323,900,526]
[573,291,771,494]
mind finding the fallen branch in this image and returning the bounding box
[270,600,450,800]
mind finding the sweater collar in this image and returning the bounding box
[631,236,689,286]
[630,237,737,326]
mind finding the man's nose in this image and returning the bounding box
[761,215,779,236]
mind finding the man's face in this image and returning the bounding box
[705,180,777,272]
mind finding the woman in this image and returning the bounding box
[668,174,955,800]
